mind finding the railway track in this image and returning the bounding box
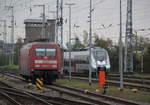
[108,74,150,80]
[0,86,92,105]
[0,73,96,105]
[2,73,143,105]
[46,84,141,105]
[0,81,52,105]
[107,74,150,86]
[70,73,150,85]
[64,76,150,92]
[107,76,150,85]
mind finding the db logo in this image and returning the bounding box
[44,56,48,59]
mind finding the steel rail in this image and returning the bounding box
[46,85,119,105]
[1,73,143,105]
[0,81,52,105]
[65,76,150,92]
[0,87,52,105]
[46,84,141,105]
[0,76,91,105]
[0,91,22,105]
[54,84,141,105]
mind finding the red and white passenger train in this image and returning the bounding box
[19,42,62,83]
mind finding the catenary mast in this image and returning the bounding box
[124,0,133,73]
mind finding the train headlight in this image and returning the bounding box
[97,61,106,66]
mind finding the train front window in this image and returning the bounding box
[95,51,106,61]
[46,48,56,57]
[35,48,45,56]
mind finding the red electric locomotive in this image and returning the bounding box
[19,42,62,83]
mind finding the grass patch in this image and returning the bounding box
[55,79,150,104]
[0,65,19,69]
[109,73,150,78]
[133,73,150,78]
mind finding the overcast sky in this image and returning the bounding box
[0,0,150,44]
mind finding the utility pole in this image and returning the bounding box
[60,0,63,48]
[124,0,133,73]
[34,5,46,39]
[56,0,59,43]
[42,5,46,39]
[11,6,14,65]
[56,0,63,46]
[4,20,7,65]
[119,0,123,90]
[65,3,75,81]
[60,0,64,75]
[0,20,7,43]
[89,0,93,85]
[4,5,14,66]
[5,6,15,65]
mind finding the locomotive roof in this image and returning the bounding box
[64,47,108,56]
[64,47,109,60]
[66,47,106,52]
[21,42,59,50]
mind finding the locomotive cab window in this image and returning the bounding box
[35,48,45,56]
[94,51,106,61]
[46,48,56,57]
[35,48,56,56]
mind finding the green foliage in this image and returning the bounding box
[72,36,85,50]
[92,34,150,74]
[93,34,118,72]
[83,30,89,46]
[133,54,142,73]
[0,65,19,69]
[109,46,119,72]
[143,44,150,73]
[133,36,150,73]
[66,32,150,74]
[94,34,113,50]
[0,38,23,66]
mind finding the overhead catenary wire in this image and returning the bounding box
[0,0,150,43]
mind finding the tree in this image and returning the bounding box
[71,36,85,50]
[133,36,150,73]
[14,38,24,65]
[143,43,150,73]
[83,30,89,46]
[94,34,113,51]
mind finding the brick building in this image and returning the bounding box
[24,19,56,43]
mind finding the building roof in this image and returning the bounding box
[24,19,55,24]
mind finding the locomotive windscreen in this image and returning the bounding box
[94,51,106,61]
[35,48,56,56]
